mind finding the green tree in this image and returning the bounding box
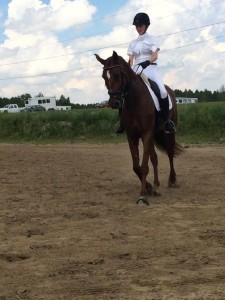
[36,92,44,97]
[57,95,71,106]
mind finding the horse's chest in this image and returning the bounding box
[125,113,153,132]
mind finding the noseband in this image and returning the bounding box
[103,64,128,101]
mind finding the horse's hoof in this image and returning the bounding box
[136,196,149,206]
[168,182,180,188]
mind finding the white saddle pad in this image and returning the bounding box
[140,73,172,111]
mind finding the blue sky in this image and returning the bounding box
[0,0,225,104]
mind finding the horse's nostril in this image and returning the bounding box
[112,101,120,109]
[116,101,120,108]
[109,97,120,109]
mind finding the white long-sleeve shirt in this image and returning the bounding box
[127,32,159,65]
[127,32,167,98]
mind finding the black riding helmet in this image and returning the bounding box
[133,13,150,26]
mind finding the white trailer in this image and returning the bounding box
[176,97,198,104]
[25,96,71,111]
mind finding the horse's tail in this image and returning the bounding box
[154,130,184,157]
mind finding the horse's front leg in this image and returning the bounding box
[127,136,149,205]
[139,140,151,197]
[149,143,161,196]
[127,136,142,180]
[135,135,154,205]
[138,135,160,203]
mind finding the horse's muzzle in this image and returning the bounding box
[108,97,121,109]
[112,100,121,109]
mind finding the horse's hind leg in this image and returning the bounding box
[166,134,177,187]
[168,155,176,187]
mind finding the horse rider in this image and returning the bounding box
[116,12,176,134]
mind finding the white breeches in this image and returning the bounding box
[133,64,168,99]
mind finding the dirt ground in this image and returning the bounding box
[0,143,225,300]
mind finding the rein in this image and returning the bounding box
[103,65,121,70]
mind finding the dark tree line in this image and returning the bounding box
[1,86,224,108]
[174,85,225,102]
[56,96,97,109]
[0,94,77,108]
[0,94,74,108]
[0,93,96,109]
[0,93,32,108]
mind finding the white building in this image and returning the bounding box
[176,97,198,104]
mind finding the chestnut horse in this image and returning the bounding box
[95,51,183,205]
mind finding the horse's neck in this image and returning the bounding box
[125,76,151,110]
[128,76,146,98]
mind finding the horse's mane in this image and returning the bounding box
[107,51,137,79]
[118,56,136,75]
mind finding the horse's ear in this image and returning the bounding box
[94,54,106,66]
[113,51,118,59]
[112,51,119,63]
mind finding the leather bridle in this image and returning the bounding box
[103,64,128,101]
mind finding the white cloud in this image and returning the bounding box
[6,0,96,32]
[0,0,225,104]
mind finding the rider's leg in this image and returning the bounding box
[158,96,176,133]
[146,68,176,134]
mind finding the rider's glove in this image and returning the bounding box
[138,60,151,69]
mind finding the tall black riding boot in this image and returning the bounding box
[159,96,176,134]
[115,107,125,134]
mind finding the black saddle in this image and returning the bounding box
[148,79,161,100]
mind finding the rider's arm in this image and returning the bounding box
[150,48,160,63]
[128,55,134,66]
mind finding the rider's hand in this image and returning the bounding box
[138,60,151,69]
